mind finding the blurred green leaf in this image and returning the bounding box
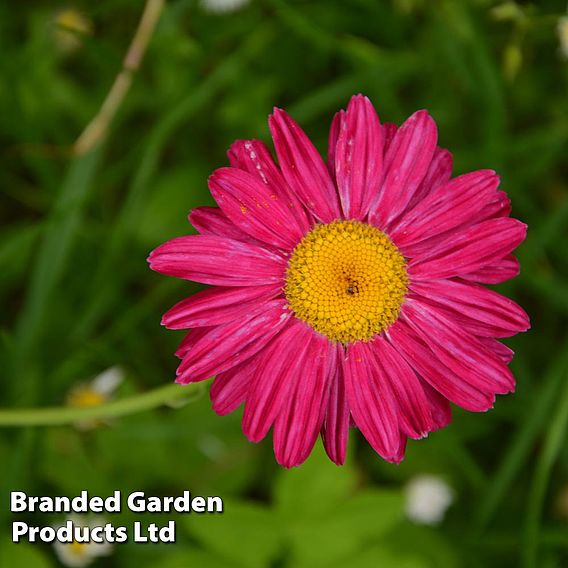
[185,500,283,568]
[286,489,404,568]
[384,523,460,568]
[274,444,357,519]
[326,544,427,568]
[147,547,240,568]
[10,147,102,403]
[0,541,53,568]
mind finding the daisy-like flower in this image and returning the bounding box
[200,0,250,15]
[148,95,529,468]
[66,367,124,430]
[52,516,113,568]
[404,474,454,525]
[52,8,93,54]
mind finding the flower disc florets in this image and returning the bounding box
[285,220,408,343]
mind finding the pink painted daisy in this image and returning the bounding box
[148,95,529,468]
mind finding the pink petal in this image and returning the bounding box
[273,333,335,468]
[408,218,527,280]
[393,437,408,463]
[175,328,209,359]
[344,342,404,463]
[395,194,514,262]
[189,206,262,245]
[479,337,515,364]
[402,299,515,397]
[392,170,500,249]
[408,147,453,208]
[227,139,311,233]
[148,235,286,286]
[242,320,314,443]
[368,110,438,230]
[388,318,496,412]
[209,167,304,249]
[175,300,290,383]
[400,192,511,261]
[321,344,350,465]
[334,95,384,219]
[476,190,511,221]
[409,279,530,338]
[210,356,258,416]
[462,254,520,284]
[162,285,280,329]
[420,379,452,431]
[269,108,341,222]
[327,110,344,181]
[372,336,434,439]
[382,123,398,150]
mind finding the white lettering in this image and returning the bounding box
[12,522,28,542]
[133,521,147,542]
[192,497,205,513]
[128,492,146,513]
[10,492,28,513]
[106,491,121,512]
[207,496,223,513]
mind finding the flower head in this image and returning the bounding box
[52,516,112,567]
[404,474,454,525]
[52,9,93,54]
[66,367,124,430]
[200,0,250,14]
[148,95,529,468]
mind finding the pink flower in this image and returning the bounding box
[148,95,529,468]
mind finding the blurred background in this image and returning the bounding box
[1,0,568,566]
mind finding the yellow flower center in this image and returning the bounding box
[69,540,88,555]
[285,220,408,343]
[66,386,107,408]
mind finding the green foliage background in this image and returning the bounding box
[1,0,567,566]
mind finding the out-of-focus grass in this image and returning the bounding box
[0,1,567,567]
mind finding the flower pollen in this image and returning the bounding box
[285,220,408,343]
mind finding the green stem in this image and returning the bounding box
[522,373,568,568]
[0,383,205,427]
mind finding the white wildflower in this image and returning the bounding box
[66,367,124,430]
[404,474,454,525]
[53,516,112,568]
[200,0,250,15]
